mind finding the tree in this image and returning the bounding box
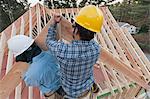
[0,0,29,32]
[44,0,77,9]
[0,6,10,32]
[109,0,150,30]
[43,0,115,9]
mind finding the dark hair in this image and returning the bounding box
[16,42,41,63]
[75,23,96,41]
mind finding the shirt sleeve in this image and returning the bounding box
[45,24,67,56]
[46,23,57,41]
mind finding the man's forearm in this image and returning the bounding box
[35,18,57,50]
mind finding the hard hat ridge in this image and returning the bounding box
[74,5,104,33]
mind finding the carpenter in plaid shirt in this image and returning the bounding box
[46,5,103,98]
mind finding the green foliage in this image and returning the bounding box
[109,0,150,33]
[44,0,110,9]
[44,0,77,9]
[0,0,29,32]
[0,7,10,32]
[138,43,150,53]
[138,24,149,33]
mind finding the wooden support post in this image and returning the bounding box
[0,62,29,99]
[42,6,46,26]
[28,87,33,99]
[36,4,42,34]
[6,24,16,74]
[123,28,150,71]
[101,27,128,90]
[100,48,150,90]
[101,7,150,80]
[0,32,6,75]
[20,16,25,35]
[29,8,33,38]
[1,4,150,99]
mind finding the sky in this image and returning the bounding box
[27,0,124,7]
[28,0,44,6]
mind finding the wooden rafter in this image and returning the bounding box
[0,3,150,99]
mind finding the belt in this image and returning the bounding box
[77,90,90,98]
[57,83,99,98]
[75,83,99,98]
[44,92,54,97]
[63,90,90,99]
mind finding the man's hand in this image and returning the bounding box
[51,12,62,23]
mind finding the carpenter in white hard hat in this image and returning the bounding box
[7,35,61,97]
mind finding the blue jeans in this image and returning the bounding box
[23,51,61,94]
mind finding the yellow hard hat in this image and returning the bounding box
[75,5,103,33]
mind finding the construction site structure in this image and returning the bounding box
[0,3,150,99]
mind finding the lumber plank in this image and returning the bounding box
[93,64,105,84]
[101,7,150,80]
[101,27,128,90]
[1,4,149,99]
[101,27,131,90]
[129,85,141,98]
[124,87,134,99]
[0,32,7,75]
[123,28,150,71]
[100,48,150,90]
[0,62,29,99]
[102,7,150,79]
[96,33,117,94]
[120,88,129,98]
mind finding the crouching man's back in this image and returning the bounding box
[7,35,61,98]
[46,5,103,98]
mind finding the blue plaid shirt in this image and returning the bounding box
[46,24,100,98]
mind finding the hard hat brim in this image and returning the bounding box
[14,39,34,57]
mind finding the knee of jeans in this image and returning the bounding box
[25,72,38,80]
[23,74,40,86]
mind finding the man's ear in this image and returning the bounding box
[77,32,80,39]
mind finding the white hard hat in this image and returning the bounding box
[7,35,34,57]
